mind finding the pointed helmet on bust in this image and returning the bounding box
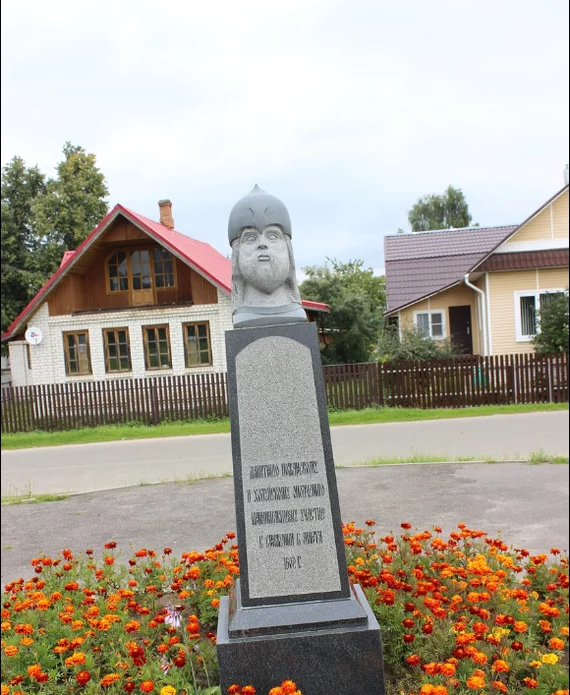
[228,185,292,245]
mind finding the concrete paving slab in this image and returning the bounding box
[2,462,568,586]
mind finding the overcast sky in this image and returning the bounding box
[1,0,568,277]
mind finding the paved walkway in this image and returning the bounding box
[2,462,568,585]
[1,412,568,496]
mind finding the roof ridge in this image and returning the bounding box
[386,224,518,239]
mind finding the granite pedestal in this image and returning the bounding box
[217,322,385,693]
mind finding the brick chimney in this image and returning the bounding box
[158,199,174,229]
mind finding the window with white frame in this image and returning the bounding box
[515,290,566,341]
[413,310,445,339]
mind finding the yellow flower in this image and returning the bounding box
[160,687,177,695]
[542,653,559,665]
[529,660,542,668]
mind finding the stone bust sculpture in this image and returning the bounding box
[228,185,307,328]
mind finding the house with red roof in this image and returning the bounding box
[2,201,329,387]
[384,182,569,356]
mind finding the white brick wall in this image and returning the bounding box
[10,291,234,387]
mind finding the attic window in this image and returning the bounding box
[107,248,176,294]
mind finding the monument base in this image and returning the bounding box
[217,583,385,695]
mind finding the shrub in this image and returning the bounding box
[534,291,570,356]
[1,524,568,694]
[375,327,460,362]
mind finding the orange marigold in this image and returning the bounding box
[100,673,121,687]
[549,637,565,650]
[491,681,507,693]
[466,675,486,689]
[64,651,86,667]
[140,681,155,693]
[492,660,509,673]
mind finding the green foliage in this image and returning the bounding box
[1,143,109,335]
[375,326,459,361]
[1,157,46,334]
[533,291,569,355]
[407,185,473,232]
[33,142,109,275]
[300,259,385,364]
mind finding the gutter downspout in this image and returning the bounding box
[464,274,488,357]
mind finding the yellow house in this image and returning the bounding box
[384,183,569,356]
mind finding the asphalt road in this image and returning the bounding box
[2,463,568,586]
[1,412,568,497]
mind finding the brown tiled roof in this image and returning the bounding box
[478,248,569,272]
[384,225,517,313]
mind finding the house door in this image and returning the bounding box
[131,250,154,306]
[449,305,473,354]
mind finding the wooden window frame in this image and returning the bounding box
[105,247,178,299]
[152,247,177,290]
[63,330,92,376]
[102,327,132,373]
[106,250,131,294]
[183,321,213,368]
[142,324,172,370]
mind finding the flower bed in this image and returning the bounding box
[1,523,568,695]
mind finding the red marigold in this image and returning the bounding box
[140,681,154,693]
[523,678,538,689]
[406,654,421,666]
[76,671,91,686]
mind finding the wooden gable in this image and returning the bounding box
[48,216,218,316]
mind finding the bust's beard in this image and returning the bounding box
[239,256,290,295]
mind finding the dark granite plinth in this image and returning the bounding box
[228,579,367,638]
[217,584,385,695]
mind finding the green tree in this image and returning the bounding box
[300,259,385,364]
[1,157,46,335]
[533,292,569,355]
[34,142,109,275]
[408,185,474,232]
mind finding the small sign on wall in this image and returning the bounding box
[24,327,43,345]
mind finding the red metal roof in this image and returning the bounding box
[2,204,329,341]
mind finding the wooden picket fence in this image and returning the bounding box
[1,353,568,433]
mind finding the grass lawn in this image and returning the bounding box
[1,402,567,450]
